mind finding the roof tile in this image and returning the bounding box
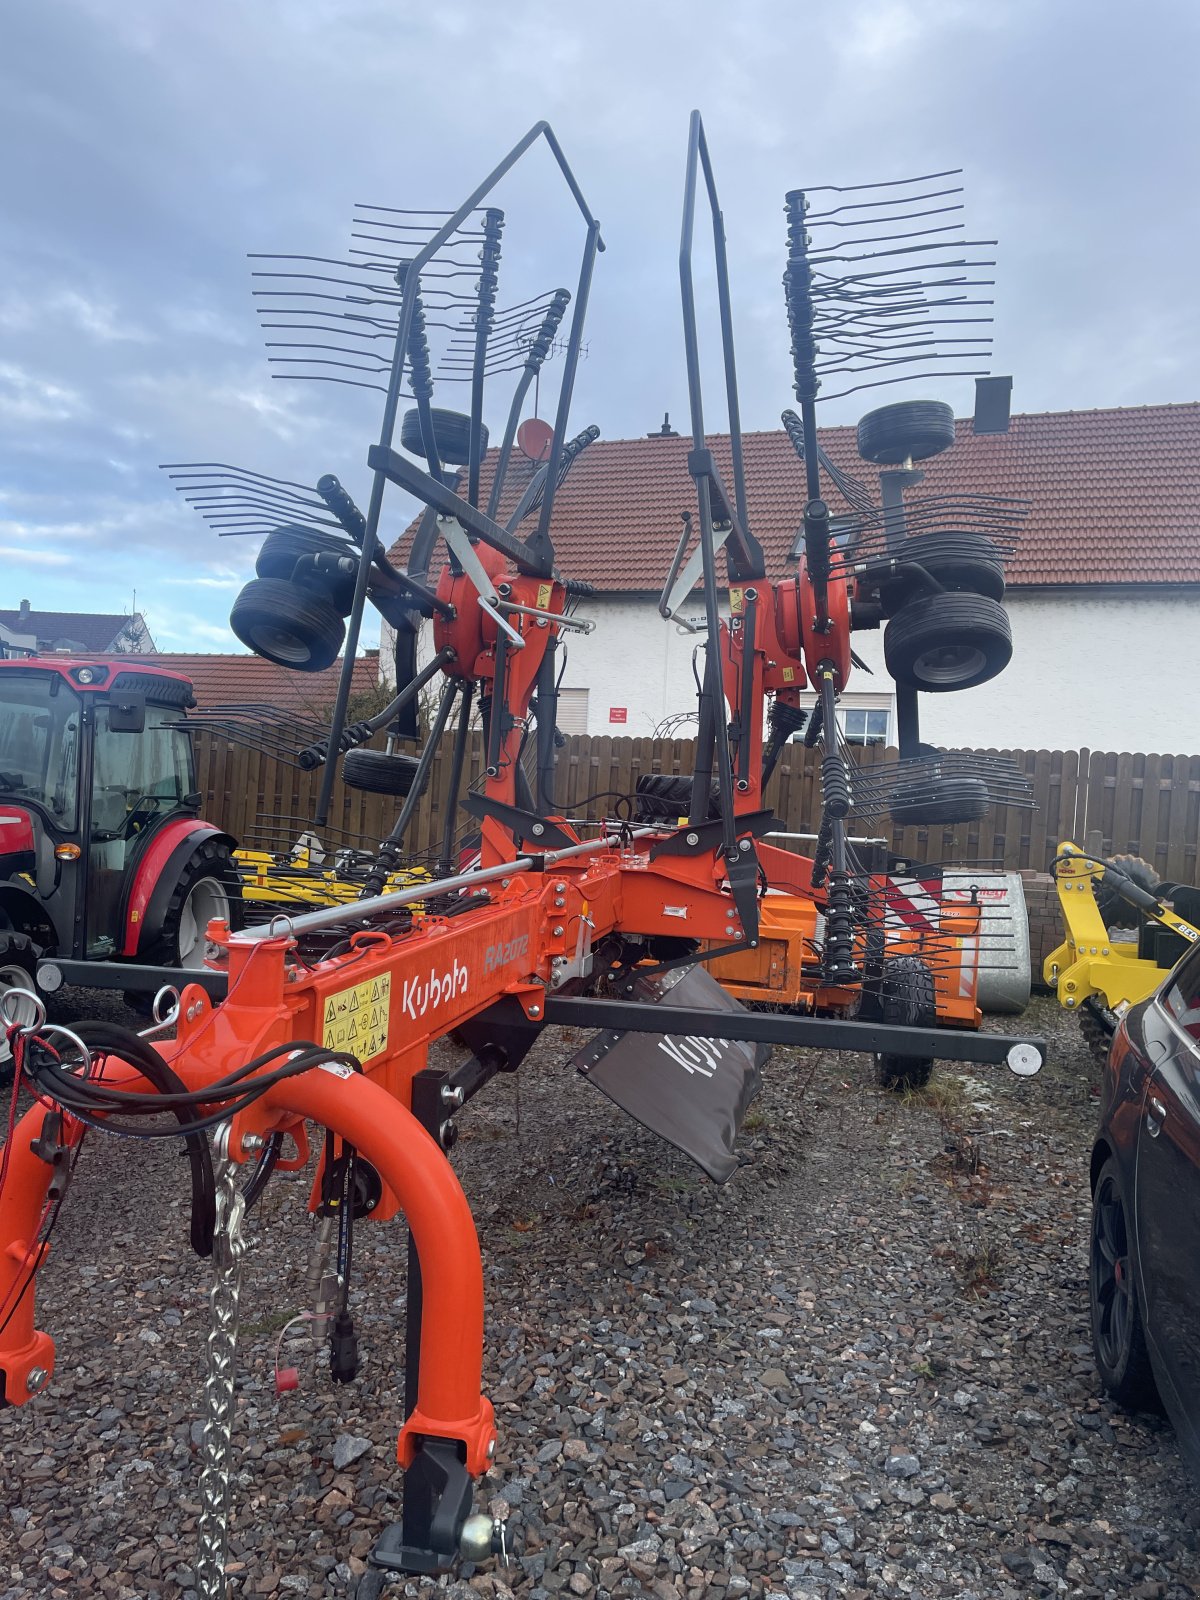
[94,652,380,712]
[390,402,1200,591]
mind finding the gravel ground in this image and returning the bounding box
[1,991,1197,1600]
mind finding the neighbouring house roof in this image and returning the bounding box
[0,605,154,653]
[104,652,381,713]
[389,402,1200,592]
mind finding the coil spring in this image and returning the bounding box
[475,209,504,337]
[396,261,434,401]
[822,753,851,819]
[525,288,571,371]
[783,191,818,402]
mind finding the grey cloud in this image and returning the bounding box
[1,0,1196,648]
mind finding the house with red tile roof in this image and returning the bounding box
[390,400,1200,752]
[106,651,382,715]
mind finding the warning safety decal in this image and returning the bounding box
[322,973,391,1060]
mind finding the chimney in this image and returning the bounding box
[18,599,31,623]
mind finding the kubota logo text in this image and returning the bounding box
[656,1034,731,1078]
[402,957,469,1020]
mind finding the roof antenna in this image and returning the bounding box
[648,412,678,437]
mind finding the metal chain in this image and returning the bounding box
[195,1125,248,1600]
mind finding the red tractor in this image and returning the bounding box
[0,656,241,1063]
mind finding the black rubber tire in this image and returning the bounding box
[230,578,346,673]
[857,400,956,465]
[342,748,421,797]
[884,592,1012,693]
[0,931,39,1087]
[400,407,487,467]
[635,773,697,822]
[1096,855,1159,930]
[874,954,936,1092]
[142,840,244,971]
[890,532,1006,605]
[256,526,358,612]
[854,925,887,1022]
[888,776,990,826]
[1168,883,1200,929]
[1090,1156,1160,1411]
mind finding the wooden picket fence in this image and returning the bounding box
[192,733,1200,885]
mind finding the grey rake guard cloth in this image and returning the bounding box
[571,964,768,1183]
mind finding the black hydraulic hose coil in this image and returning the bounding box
[72,1021,216,1258]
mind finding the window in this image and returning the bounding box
[842,707,890,747]
[0,672,81,829]
[1162,942,1200,1044]
[790,694,893,747]
[556,687,590,736]
[91,705,195,838]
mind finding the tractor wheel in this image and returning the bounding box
[145,840,244,972]
[634,773,696,822]
[1096,854,1160,930]
[400,407,487,467]
[230,578,346,673]
[0,931,39,1087]
[890,532,1006,606]
[856,400,956,465]
[874,954,936,1092]
[884,592,1012,693]
[888,776,990,826]
[256,526,359,615]
[342,748,421,797]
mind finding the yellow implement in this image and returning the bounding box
[1044,841,1200,1016]
[235,845,428,912]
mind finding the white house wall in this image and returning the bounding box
[886,591,1199,753]
[390,589,1199,753]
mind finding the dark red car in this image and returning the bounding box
[1090,939,1200,1470]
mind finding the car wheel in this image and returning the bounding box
[1089,1156,1160,1410]
[0,932,39,1087]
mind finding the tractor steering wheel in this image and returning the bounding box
[124,793,163,833]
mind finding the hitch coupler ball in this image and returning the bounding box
[459,1513,500,1563]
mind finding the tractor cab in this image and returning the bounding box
[0,659,238,984]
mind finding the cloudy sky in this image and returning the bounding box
[2,0,1196,652]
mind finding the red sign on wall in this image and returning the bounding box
[609,707,628,724]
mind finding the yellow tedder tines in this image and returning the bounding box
[234,847,428,911]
